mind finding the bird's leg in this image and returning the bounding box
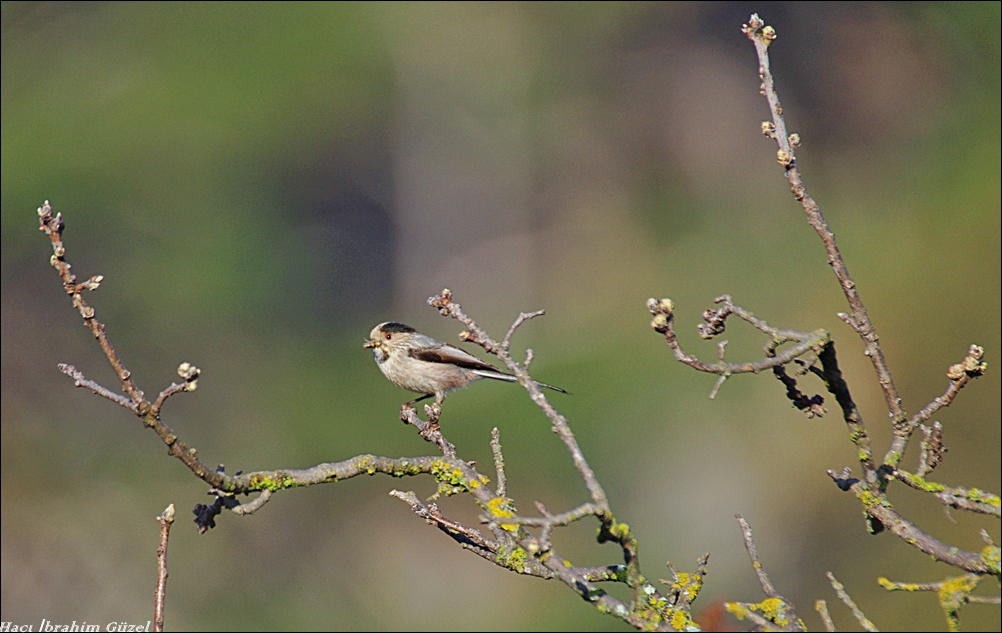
[405,393,434,406]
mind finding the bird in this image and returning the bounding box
[363,321,566,407]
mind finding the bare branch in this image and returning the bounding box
[229,489,273,516]
[153,504,175,633]
[490,427,507,498]
[39,201,147,408]
[732,515,804,631]
[879,573,993,631]
[390,490,501,564]
[742,16,906,426]
[825,572,878,632]
[501,310,545,351]
[842,479,994,573]
[430,289,609,512]
[815,600,836,632]
[647,297,830,392]
[885,345,986,468]
[736,515,778,598]
[401,403,455,457]
[58,363,137,411]
[890,470,1000,517]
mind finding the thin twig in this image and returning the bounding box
[151,383,187,415]
[389,490,499,559]
[58,363,136,411]
[878,573,991,631]
[890,470,1000,517]
[826,572,878,632]
[736,515,778,598]
[501,310,545,351]
[815,600,836,632]
[39,201,147,408]
[886,345,985,468]
[723,602,785,632]
[733,515,804,631]
[647,297,831,397]
[490,427,507,498]
[153,504,175,633]
[505,502,603,529]
[230,489,273,516]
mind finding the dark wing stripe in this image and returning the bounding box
[409,347,510,373]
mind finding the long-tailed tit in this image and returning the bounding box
[364,321,566,406]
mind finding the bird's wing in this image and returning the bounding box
[409,343,511,374]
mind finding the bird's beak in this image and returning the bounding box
[363,339,377,349]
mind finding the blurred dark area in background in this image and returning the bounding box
[3,3,999,630]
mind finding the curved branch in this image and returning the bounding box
[845,479,996,574]
[646,296,831,399]
[743,16,906,427]
[430,289,609,512]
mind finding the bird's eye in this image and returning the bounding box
[385,333,392,340]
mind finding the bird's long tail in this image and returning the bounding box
[470,369,568,394]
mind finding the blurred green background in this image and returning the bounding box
[2,2,999,630]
